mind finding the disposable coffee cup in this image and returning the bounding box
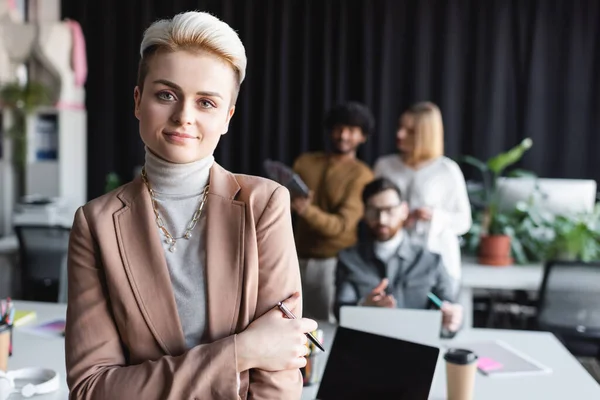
[0,324,10,371]
[444,348,478,400]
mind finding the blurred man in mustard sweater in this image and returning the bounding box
[292,102,375,322]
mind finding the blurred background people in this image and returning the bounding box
[292,101,375,322]
[374,102,471,294]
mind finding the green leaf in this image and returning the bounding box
[487,138,533,175]
[0,81,51,112]
[105,172,122,193]
[458,155,489,174]
[0,81,53,174]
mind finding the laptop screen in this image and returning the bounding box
[316,327,440,400]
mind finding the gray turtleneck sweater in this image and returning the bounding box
[144,148,213,348]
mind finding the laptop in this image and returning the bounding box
[316,327,440,399]
[339,306,443,346]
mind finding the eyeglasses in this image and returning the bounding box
[365,204,403,219]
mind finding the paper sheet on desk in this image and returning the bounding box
[447,340,552,377]
[19,319,65,338]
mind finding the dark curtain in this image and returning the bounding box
[60,0,600,201]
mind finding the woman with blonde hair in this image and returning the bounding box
[65,11,316,399]
[374,102,471,292]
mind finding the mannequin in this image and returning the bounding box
[0,14,36,84]
[0,0,22,83]
[0,0,86,107]
[0,22,11,83]
[33,21,85,108]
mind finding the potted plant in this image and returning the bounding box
[546,206,600,262]
[460,138,533,266]
[0,81,51,197]
[501,200,555,264]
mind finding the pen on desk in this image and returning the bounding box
[427,292,444,309]
[277,301,325,353]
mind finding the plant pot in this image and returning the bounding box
[478,235,513,266]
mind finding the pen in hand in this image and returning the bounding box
[277,301,325,353]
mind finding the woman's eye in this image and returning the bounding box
[199,100,215,109]
[157,92,175,101]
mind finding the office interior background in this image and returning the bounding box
[1,0,600,396]
[62,0,600,198]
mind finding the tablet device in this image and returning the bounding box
[263,159,310,197]
[455,340,552,377]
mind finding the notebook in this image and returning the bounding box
[316,327,440,400]
[13,310,37,327]
[451,340,552,378]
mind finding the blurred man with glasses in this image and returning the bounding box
[334,177,463,333]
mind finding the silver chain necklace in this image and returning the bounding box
[141,166,209,253]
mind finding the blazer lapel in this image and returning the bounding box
[204,163,245,341]
[115,177,186,355]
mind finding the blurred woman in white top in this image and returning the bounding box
[373,102,471,292]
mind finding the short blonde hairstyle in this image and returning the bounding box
[403,101,444,165]
[137,11,247,97]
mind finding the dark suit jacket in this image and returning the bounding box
[334,236,454,320]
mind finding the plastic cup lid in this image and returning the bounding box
[444,348,478,365]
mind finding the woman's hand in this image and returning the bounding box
[236,292,318,372]
[411,207,433,221]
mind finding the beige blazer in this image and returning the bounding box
[65,163,303,400]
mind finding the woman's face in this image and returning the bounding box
[396,112,415,154]
[134,49,236,164]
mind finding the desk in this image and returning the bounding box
[301,324,600,400]
[459,257,544,327]
[8,301,68,399]
[0,235,18,254]
[12,302,598,400]
[462,257,544,291]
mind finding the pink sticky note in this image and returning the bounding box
[478,357,503,372]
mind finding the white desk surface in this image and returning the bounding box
[461,256,544,291]
[0,234,18,254]
[8,301,68,399]
[9,302,600,400]
[301,323,600,400]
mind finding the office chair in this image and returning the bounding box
[536,260,600,358]
[14,225,71,303]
